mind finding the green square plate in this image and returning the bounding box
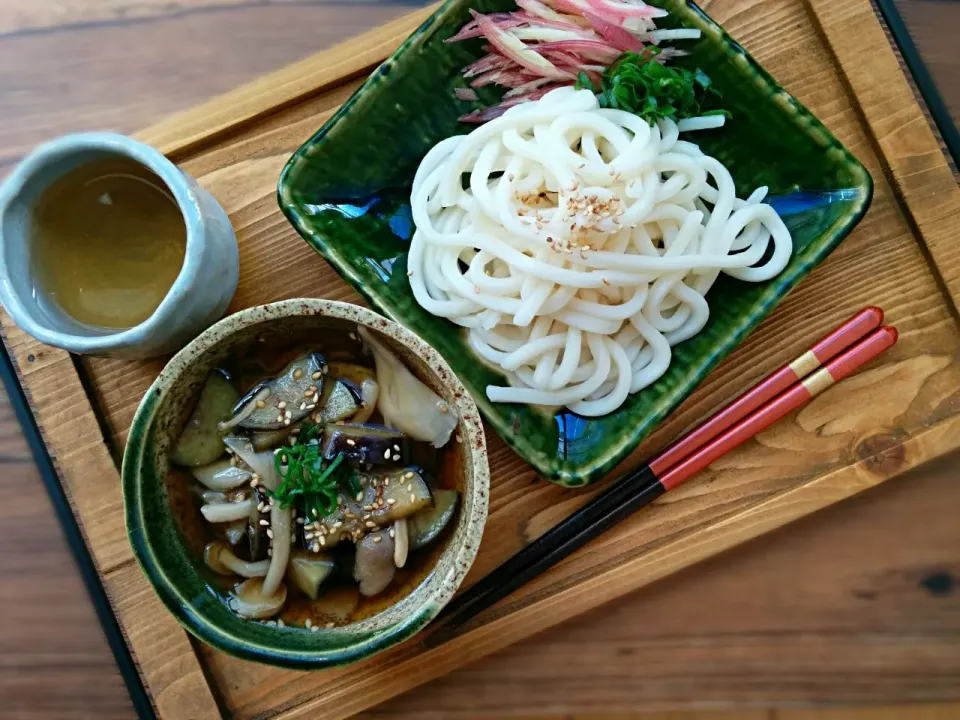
[278,0,872,487]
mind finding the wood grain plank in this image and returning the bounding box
[136,4,437,158]
[367,450,960,716]
[0,3,420,176]
[809,0,960,313]
[5,0,960,717]
[0,391,135,720]
[0,0,422,35]
[0,318,221,719]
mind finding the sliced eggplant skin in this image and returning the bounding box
[286,550,336,600]
[250,427,293,452]
[354,529,396,597]
[232,353,328,431]
[304,466,433,548]
[171,372,239,467]
[409,489,459,550]
[315,379,362,423]
[321,423,410,468]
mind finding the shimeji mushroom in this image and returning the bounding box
[204,540,270,578]
[200,496,255,523]
[227,578,287,619]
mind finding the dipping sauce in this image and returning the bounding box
[31,157,186,329]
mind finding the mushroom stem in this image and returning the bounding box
[394,518,409,568]
[201,498,254,523]
[262,505,291,595]
[204,541,270,577]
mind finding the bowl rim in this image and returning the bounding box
[122,298,490,668]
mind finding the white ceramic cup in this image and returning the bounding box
[0,132,239,358]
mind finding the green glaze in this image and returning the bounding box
[122,300,489,669]
[278,0,872,487]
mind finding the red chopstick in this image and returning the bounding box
[659,325,897,489]
[651,306,883,475]
[430,311,897,642]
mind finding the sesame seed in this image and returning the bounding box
[365,521,376,528]
[284,410,292,419]
[299,402,306,411]
[345,439,356,447]
[266,528,274,538]
[311,508,319,517]
[410,494,416,503]
[277,619,285,628]
[305,619,312,629]
[393,445,400,453]
[312,371,322,381]
[373,536,382,544]
[310,625,320,633]
[259,519,269,526]
[384,449,391,460]
[278,401,287,410]
[355,493,363,502]
[326,622,335,629]
[304,532,314,540]
[363,505,373,511]
[387,498,396,505]
[311,542,320,552]
[404,472,414,480]
[389,528,395,538]
[319,535,326,546]
[438,403,449,414]
[293,369,303,380]
[284,418,291,426]
[276,415,284,423]
[455,434,463,444]
[255,400,265,409]
[407,270,414,277]
[362,514,371,521]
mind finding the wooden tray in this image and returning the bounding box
[3,0,960,717]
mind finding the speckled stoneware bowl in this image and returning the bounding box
[122,299,489,668]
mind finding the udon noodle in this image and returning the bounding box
[408,88,792,416]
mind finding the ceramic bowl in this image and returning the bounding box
[277,0,873,487]
[0,132,238,358]
[122,299,489,668]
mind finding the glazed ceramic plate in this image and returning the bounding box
[278,0,872,487]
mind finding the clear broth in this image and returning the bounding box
[31,157,186,329]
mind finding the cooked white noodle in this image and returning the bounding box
[408,88,792,416]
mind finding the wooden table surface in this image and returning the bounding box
[1,2,958,719]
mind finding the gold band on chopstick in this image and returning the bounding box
[788,349,821,378]
[801,367,836,397]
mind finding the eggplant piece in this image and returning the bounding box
[286,550,336,600]
[170,372,239,467]
[204,540,270,578]
[358,326,458,447]
[247,486,270,561]
[409,489,460,550]
[354,529,396,597]
[251,427,293,452]
[311,585,360,625]
[191,459,251,491]
[227,577,287,619]
[316,379,362,423]
[304,467,434,548]
[321,423,410,468]
[227,353,328,431]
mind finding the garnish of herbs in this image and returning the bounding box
[577,48,730,124]
[265,422,361,518]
